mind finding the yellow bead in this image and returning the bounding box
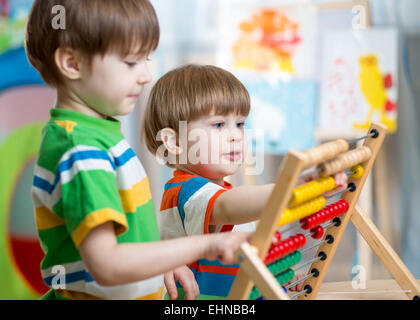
[278,209,290,227]
[290,189,303,206]
[351,165,364,179]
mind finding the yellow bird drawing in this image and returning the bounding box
[353,54,397,132]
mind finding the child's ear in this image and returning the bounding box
[54,47,83,80]
[160,128,183,156]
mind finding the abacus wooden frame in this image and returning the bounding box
[227,123,420,300]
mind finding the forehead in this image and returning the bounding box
[207,111,247,119]
[90,53,121,68]
[188,112,246,126]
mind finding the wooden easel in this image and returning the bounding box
[228,123,420,300]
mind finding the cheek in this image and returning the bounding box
[242,135,248,153]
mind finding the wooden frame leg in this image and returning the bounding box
[351,204,420,300]
[373,145,396,246]
[228,243,290,300]
[357,172,373,280]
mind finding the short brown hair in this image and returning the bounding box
[142,64,250,159]
[25,0,159,87]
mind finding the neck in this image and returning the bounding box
[176,165,225,186]
[55,87,106,119]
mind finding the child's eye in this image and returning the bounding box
[236,122,245,129]
[212,122,224,129]
[125,61,137,67]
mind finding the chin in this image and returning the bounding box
[213,165,241,179]
[116,104,136,117]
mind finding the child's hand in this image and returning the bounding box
[164,265,199,300]
[205,232,252,265]
[285,274,305,292]
[333,171,348,189]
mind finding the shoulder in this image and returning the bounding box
[178,176,226,207]
[36,120,116,173]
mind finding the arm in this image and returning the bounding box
[210,184,274,226]
[79,221,250,287]
[210,171,348,226]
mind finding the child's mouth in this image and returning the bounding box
[223,151,242,162]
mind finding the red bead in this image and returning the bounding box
[291,236,300,250]
[276,244,284,258]
[311,225,324,239]
[301,217,311,229]
[313,213,323,226]
[327,206,335,218]
[319,210,328,223]
[275,231,282,242]
[296,233,306,248]
[341,200,349,212]
[264,251,271,263]
[316,211,324,222]
[282,241,290,255]
[288,239,296,252]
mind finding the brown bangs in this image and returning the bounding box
[186,65,250,120]
[69,0,160,58]
[25,0,159,87]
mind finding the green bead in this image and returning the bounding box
[295,251,302,263]
[249,287,261,300]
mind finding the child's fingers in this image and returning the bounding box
[334,172,348,187]
[177,268,200,300]
[207,232,252,264]
[164,272,178,300]
[286,274,305,292]
[182,280,199,300]
[297,282,304,292]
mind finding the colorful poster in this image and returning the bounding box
[318,28,398,137]
[217,2,318,78]
[217,3,318,154]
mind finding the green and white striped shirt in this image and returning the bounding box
[32,108,163,300]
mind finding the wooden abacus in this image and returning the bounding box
[228,123,420,300]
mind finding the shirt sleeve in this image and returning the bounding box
[177,177,227,235]
[58,144,128,248]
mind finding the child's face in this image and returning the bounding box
[76,52,152,117]
[180,112,248,182]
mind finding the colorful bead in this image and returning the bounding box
[310,225,324,239]
[350,165,364,179]
[265,234,306,264]
[300,199,350,230]
[290,177,336,206]
[279,196,326,227]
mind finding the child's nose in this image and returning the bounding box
[137,63,152,85]
[228,128,243,142]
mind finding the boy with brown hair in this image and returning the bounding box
[27,0,249,300]
[143,64,347,299]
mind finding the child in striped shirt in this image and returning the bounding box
[26,0,249,300]
[142,64,347,299]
